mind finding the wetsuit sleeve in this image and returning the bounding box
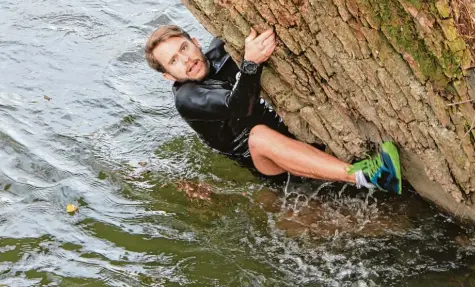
[175,66,263,121]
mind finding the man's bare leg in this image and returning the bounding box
[248,125,356,183]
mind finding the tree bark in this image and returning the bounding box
[180,0,475,222]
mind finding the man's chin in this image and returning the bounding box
[187,69,209,82]
[194,72,207,82]
[172,66,209,83]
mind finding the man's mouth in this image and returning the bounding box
[188,61,199,73]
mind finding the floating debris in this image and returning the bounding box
[66,203,78,213]
[44,95,51,101]
[123,115,136,124]
[176,180,212,201]
[98,171,108,180]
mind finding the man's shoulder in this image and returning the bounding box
[173,82,197,101]
[173,81,205,111]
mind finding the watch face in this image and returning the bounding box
[243,61,258,73]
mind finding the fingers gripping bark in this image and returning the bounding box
[244,28,276,64]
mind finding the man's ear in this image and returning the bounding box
[162,73,177,81]
[192,38,201,49]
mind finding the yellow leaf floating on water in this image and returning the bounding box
[66,203,78,213]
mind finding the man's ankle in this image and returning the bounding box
[355,170,375,189]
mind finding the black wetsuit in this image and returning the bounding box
[172,37,293,170]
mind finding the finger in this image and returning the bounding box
[262,35,275,47]
[254,28,274,42]
[266,43,276,55]
[255,29,274,43]
[265,42,277,56]
[245,28,257,43]
[261,39,276,53]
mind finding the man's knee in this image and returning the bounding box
[248,125,271,151]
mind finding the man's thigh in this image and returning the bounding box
[252,113,325,151]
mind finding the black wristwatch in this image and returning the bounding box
[240,59,259,75]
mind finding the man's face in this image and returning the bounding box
[153,36,209,82]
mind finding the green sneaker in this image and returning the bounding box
[348,142,402,195]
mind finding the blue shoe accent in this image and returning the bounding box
[348,142,402,195]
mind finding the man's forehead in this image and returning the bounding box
[153,37,188,61]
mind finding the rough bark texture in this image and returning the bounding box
[180,0,475,222]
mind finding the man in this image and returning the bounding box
[145,25,402,194]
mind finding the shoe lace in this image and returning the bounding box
[348,154,383,177]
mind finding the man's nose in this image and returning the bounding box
[178,54,190,63]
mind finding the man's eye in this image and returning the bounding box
[182,45,187,51]
[171,58,176,64]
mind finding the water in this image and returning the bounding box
[0,0,474,286]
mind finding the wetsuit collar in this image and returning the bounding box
[203,37,230,77]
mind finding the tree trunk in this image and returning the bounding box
[180,0,475,222]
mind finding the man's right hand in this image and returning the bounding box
[243,28,277,64]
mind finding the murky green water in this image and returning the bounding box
[0,1,474,286]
